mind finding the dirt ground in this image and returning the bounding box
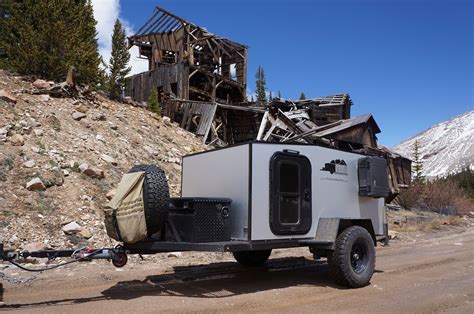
[1,224,473,313]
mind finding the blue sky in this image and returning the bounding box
[115,0,473,146]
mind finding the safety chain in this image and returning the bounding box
[0,271,43,285]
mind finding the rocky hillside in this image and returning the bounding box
[0,70,207,251]
[393,110,474,178]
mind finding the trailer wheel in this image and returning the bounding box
[128,164,170,236]
[328,226,375,288]
[233,250,272,267]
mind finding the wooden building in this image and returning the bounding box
[126,5,247,105]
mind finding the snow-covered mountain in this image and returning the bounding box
[392,110,474,178]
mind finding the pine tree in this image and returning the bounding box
[255,66,266,106]
[412,140,425,184]
[299,92,306,100]
[147,89,160,114]
[108,18,131,100]
[0,0,100,85]
[277,90,282,99]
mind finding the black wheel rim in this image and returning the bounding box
[350,241,369,274]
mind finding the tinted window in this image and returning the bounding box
[280,162,299,193]
[280,195,299,223]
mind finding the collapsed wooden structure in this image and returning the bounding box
[126,6,411,200]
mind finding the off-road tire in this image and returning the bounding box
[233,250,272,267]
[128,164,169,236]
[328,226,375,288]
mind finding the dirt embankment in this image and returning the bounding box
[0,70,207,250]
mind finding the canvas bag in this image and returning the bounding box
[104,171,147,243]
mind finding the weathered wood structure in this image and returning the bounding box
[126,5,247,105]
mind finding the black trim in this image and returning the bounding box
[269,151,312,235]
[123,238,332,253]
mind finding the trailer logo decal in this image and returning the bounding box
[320,159,348,175]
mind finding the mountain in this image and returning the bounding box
[392,110,474,178]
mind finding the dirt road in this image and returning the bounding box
[1,227,473,313]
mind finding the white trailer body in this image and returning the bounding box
[182,142,386,243]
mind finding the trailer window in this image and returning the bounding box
[270,151,312,235]
[279,162,300,224]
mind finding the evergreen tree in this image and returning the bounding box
[0,0,100,85]
[147,89,160,114]
[108,18,131,100]
[255,66,266,106]
[412,140,425,184]
[299,92,306,100]
[269,91,273,101]
[277,90,282,99]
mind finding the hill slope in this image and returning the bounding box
[0,70,207,250]
[393,110,474,178]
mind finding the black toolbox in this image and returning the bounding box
[167,197,232,243]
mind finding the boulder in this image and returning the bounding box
[95,134,105,143]
[62,221,81,234]
[23,160,35,168]
[83,167,105,179]
[26,177,46,191]
[79,163,89,172]
[100,154,117,166]
[78,229,93,239]
[9,134,24,146]
[0,90,17,104]
[72,111,86,121]
[0,127,8,141]
[32,79,51,90]
[33,129,44,136]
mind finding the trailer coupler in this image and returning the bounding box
[0,243,128,270]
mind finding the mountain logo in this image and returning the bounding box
[320,159,348,175]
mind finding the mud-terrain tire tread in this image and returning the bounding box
[328,225,375,288]
[128,164,169,235]
[233,250,272,267]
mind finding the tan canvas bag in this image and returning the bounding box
[104,171,147,243]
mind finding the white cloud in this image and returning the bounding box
[91,0,148,76]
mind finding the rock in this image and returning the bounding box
[92,112,106,121]
[72,111,86,121]
[0,90,17,104]
[31,146,40,153]
[162,116,172,125]
[23,160,35,168]
[106,189,116,200]
[78,229,93,239]
[40,94,50,102]
[22,242,47,252]
[76,104,89,113]
[100,154,117,166]
[83,167,105,179]
[62,221,81,234]
[0,127,8,141]
[167,252,182,258]
[388,230,398,240]
[109,124,118,130]
[63,169,70,176]
[26,177,46,191]
[95,134,105,143]
[79,163,89,172]
[33,129,43,136]
[32,79,50,89]
[9,133,24,146]
[42,170,64,187]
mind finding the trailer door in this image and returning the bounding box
[269,151,312,235]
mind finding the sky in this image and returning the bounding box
[91,0,473,147]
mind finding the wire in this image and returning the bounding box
[0,249,104,272]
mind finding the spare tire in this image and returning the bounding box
[128,164,170,236]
